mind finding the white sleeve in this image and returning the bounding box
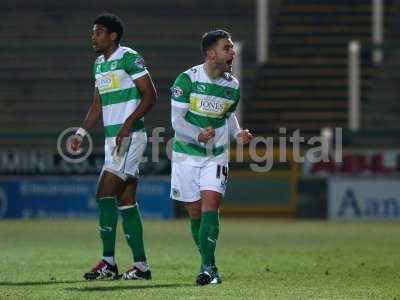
[131,69,149,81]
[171,100,202,144]
[227,113,241,139]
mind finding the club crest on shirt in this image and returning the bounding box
[222,72,233,81]
[171,86,184,98]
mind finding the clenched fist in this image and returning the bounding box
[198,127,215,143]
[236,129,253,144]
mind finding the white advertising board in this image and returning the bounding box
[329,178,400,220]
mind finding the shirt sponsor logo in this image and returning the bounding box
[97,74,120,92]
[197,99,225,114]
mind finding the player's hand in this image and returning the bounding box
[68,134,83,153]
[198,127,215,143]
[236,129,253,144]
[116,122,131,148]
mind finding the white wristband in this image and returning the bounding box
[75,127,87,138]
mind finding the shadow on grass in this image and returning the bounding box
[0,280,87,286]
[66,283,193,292]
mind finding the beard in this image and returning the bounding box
[215,60,230,73]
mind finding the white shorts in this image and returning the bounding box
[170,161,228,202]
[103,131,147,181]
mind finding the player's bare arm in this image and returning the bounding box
[70,88,101,152]
[227,112,252,145]
[82,88,102,131]
[116,74,157,147]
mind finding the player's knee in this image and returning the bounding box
[95,191,115,198]
[96,185,115,198]
[185,201,202,218]
[201,202,220,212]
[201,191,222,209]
[189,207,202,219]
[118,196,136,206]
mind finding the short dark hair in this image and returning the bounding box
[93,13,124,44]
[201,30,231,57]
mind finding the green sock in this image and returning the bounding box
[199,211,219,267]
[120,205,147,262]
[190,218,201,255]
[97,197,118,257]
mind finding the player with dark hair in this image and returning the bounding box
[170,29,253,285]
[70,13,157,281]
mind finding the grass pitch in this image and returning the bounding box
[1,219,400,299]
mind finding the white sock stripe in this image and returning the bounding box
[118,204,137,210]
[97,196,117,201]
[134,261,149,272]
[102,256,116,266]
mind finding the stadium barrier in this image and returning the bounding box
[300,148,400,220]
[0,177,173,219]
[223,146,300,216]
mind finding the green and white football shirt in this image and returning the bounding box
[171,64,240,166]
[94,46,148,145]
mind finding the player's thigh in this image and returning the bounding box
[200,190,222,211]
[170,162,201,203]
[96,169,125,198]
[117,178,138,207]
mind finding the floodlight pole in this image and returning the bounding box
[256,0,268,64]
[348,40,361,131]
[233,42,243,126]
[372,0,384,64]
